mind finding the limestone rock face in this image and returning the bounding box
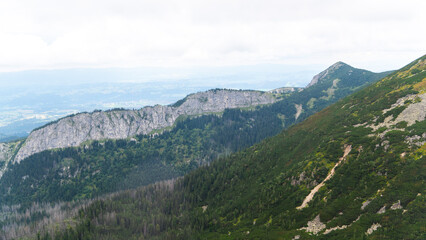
[0,143,12,177]
[268,87,302,94]
[0,143,11,163]
[0,141,22,177]
[300,215,326,234]
[14,89,275,163]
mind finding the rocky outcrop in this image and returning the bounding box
[390,200,403,210]
[14,89,276,163]
[394,93,426,126]
[294,104,303,121]
[0,143,12,178]
[366,93,426,135]
[300,215,326,234]
[377,206,386,214]
[361,200,371,210]
[323,215,361,235]
[366,223,381,235]
[0,143,12,163]
[0,141,22,177]
[268,87,302,94]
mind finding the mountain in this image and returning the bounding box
[306,61,347,87]
[12,89,275,163]
[0,64,319,141]
[305,61,390,88]
[46,55,425,239]
[0,62,391,209]
[2,62,388,165]
[0,61,395,239]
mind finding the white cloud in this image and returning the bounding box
[0,0,424,72]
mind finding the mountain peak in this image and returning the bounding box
[330,61,348,68]
[306,61,353,87]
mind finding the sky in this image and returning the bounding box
[0,0,425,73]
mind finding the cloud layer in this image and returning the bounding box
[0,0,425,72]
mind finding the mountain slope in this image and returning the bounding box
[0,62,391,209]
[56,55,426,239]
[0,140,22,178]
[303,61,392,110]
[5,62,388,165]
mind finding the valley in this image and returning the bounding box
[51,55,424,240]
[0,1,424,239]
[1,57,424,239]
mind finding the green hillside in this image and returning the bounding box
[0,63,389,209]
[51,55,426,240]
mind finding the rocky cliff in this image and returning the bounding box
[268,87,303,94]
[0,141,22,177]
[14,89,276,163]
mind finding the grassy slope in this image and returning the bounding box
[58,56,426,240]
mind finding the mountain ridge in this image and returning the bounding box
[13,89,275,163]
[0,59,401,239]
[305,61,389,88]
[0,62,392,207]
[55,55,425,240]
[12,62,390,164]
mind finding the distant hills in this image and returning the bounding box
[0,64,319,141]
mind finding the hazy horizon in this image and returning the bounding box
[0,63,322,140]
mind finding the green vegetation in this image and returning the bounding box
[0,61,397,239]
[0,62,388,209]
[0,106,287,206]
[45,55,425,239]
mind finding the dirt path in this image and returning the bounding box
[297,145,352,210]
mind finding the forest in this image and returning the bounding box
[44,55,426,240]
[0,59,395,239]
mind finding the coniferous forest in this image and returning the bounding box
[1,56,424,240]
[0,1,424,239]
[0,64,387,209]
[43,55,426,240]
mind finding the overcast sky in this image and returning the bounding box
[0,0,425,73]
